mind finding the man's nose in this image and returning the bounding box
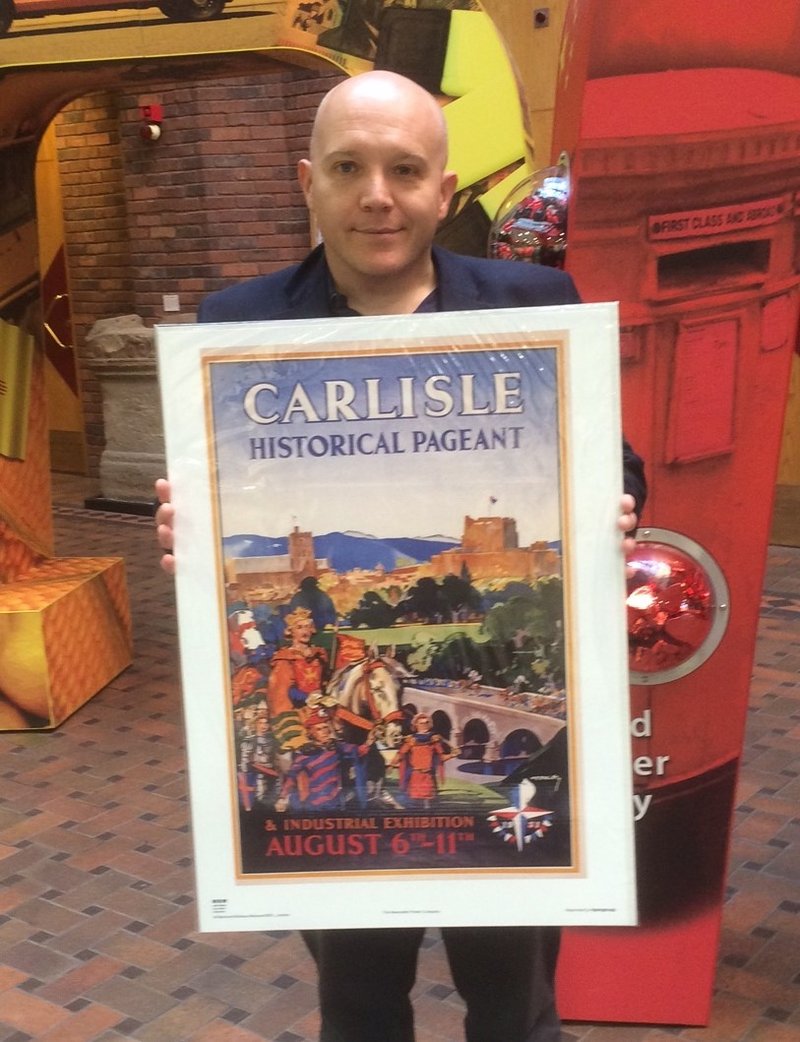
[360,172,392,209]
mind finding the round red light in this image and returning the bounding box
[626,531,729,683]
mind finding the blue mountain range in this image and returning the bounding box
[222,531,460,572]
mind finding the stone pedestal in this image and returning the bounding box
[85,314,164,504]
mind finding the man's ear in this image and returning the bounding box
[297,158,313,208]
[438,169,458,220]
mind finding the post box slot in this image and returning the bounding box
[657,240,770,294]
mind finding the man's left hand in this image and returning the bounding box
[619,493,640,576]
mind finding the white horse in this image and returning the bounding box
[327,645,413,736]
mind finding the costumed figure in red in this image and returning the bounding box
[266,607,331,751]
[391,712,458,809]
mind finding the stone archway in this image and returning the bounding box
[500,726,541,758]
[431,708,452,740]
[460,716,490,759]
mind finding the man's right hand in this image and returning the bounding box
[154,478,176,576]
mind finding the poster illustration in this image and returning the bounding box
[280,1,481,71]
[157,305,636,932]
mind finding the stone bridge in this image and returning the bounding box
[399,683,565,761]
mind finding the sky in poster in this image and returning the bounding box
[206,344,561,547]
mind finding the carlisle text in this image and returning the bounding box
[242,372,525,425]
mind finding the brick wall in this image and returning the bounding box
[117,66,343,322]
[54,64,343,475]
[55,90,133,473]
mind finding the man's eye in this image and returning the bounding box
[335,161,357,174]
[395,165,417,177]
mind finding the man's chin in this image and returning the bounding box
[354,252,418,280]
[327,242,429,286]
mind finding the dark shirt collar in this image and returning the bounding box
[324,255,440,316]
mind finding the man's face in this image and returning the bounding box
[310,720,333,744]
[383,720,403,748]
[290,618,314,645]
[298,82,456,295]
[414,715,432,734]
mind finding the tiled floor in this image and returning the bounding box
[0,488,798,1041]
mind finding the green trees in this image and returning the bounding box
[405,574,564,690]
[483,576,564,689]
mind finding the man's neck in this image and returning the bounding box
[328,256,437,316]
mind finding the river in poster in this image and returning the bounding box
[206,338,575,879]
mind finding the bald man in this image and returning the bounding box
[158,71,646,1042]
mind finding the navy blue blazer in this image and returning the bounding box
[197,244,581,322]
[197,245,646,511]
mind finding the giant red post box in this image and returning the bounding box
[555,67,800,1023]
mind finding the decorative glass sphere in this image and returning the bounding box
[488,159,569,268]
[626,534,728,683]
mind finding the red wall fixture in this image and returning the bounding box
[556,66,800,1024]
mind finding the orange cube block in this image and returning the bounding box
[0,556,132,730]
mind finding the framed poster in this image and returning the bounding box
[156,303,636,932]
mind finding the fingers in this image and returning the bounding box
[154,478,175,575]
[155,502,175,536]
[618,493,638,535]
[156,515,175,551]
[620,495,639,580]
[159,551,176,577]
[154,480,173,526]
[618,512,638,534]
[154,477,172,504]
[156,517,175,576]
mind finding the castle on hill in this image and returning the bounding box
[224,526,329,598]
[429,516,558,581]
[224,515,559,602]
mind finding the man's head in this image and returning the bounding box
[297,71,457,312]
[284,606,315,644]
[411,712,432,734]
[305,708,334,745]
[382,719,403,749]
